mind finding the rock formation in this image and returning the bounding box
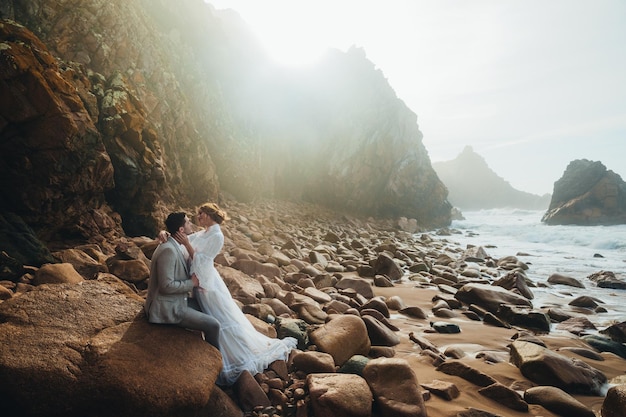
[1,0,451,258]
[542,159,626,225]
[432,146,551,210]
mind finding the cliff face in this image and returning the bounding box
[542,159,626,225]
[0,0,450,251]
[433,146,551,210]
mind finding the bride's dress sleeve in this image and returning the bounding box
[189,231,223,289]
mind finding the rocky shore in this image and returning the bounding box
[1,199,625,417]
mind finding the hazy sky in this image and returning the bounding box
[208,0,626,195]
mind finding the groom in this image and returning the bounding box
[145,212,220,348]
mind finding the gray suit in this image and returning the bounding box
[145,237,220,348]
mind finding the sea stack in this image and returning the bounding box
[542,159,626,225]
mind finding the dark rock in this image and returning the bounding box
[600,320,626,343]
[512,331,547,347]
[335,277,374,299]
[363,358,428,417]
[558,347,604,361]
[360,297,391,318]
[547,307,573,322]
[436,361,498,387]
[430,321,461,334]
[493,270,534,299]
[373,252,404,281]
[420,379,460,400]
[276,318,309,350]
[384,295,407,310]
[478,383,528,412]
[368,346,396,358]
[588,270,626,289]
[373,274,394,287]
[443,346,466,359]
[497,305,551,332]
[524,386,595,417]
[362,315,400,346]
[432,293,463,309]
[461,310,482,321]
[601,384,626,417]
[542,159,626,225]
[582,334,626,359]
[360,309,399,331]
[509,340,607,395]
[0,213,55,273]
[455,283,533,313]
[291,351,336,374]
[483,312,511,328]
[457,408,503,417]
[547,272,585,288]
[338,355,370,376]
[569,295,603,309]
[433,307,458,318]
[307,373,373,417]
[309,314,371,366]
[399,306,428,319]
[556,317,597,336]
[234,370,271,412]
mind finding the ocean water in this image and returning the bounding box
[436,208,626,328]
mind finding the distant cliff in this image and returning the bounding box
[432,146,550,211]
[0,0,451,251]
[542,159,626,225]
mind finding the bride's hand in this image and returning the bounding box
[173,231,189,246]
[173,231,195,258]
[157,230,169,243]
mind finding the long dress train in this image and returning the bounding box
[189,223,297,386]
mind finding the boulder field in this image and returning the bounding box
[1,200,625,417]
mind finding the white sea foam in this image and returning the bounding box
[432,209,626,328]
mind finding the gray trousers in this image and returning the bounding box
[179,297,221,349]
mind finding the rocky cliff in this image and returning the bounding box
[0,0,451,258]
[542,159,626,225]
[432,146,551,210]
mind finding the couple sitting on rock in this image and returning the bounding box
[144,202,297,386]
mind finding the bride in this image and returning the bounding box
[171,202,297,386]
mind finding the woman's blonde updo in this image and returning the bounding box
[198,202,229,224]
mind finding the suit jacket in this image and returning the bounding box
[144,237,194,323]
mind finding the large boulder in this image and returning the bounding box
[509,340,607,396]
[524,386,595,417]
[307,373,373,417]
[0,276,223,417]
[309,314,371,366]
[362,358,427,417]
[454,283,533,313]
[542,159,626,225]
[602,384,626,417]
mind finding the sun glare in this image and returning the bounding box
[208,0,355,67]
[256,25,330,67]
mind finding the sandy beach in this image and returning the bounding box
[375,283,624,417]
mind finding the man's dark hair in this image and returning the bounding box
[164,212,187,234]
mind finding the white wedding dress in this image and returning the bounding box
[188,223,297,386]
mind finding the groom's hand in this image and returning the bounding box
[191,273,199,287]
